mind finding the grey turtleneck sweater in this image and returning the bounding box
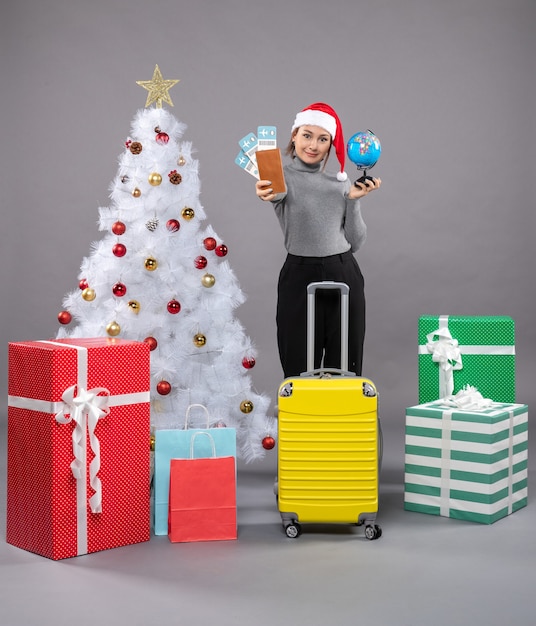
[272,157,367,257]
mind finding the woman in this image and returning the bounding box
[255,102,381,378]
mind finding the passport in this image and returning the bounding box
[255,148,286,194]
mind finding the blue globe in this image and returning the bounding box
[347,131,381,171]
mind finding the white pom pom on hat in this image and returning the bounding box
[291,102,348,181]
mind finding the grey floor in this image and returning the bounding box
[1,418,535,626]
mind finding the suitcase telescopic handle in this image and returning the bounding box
[306,281,350,373]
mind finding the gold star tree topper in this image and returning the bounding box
[136,65,180,108]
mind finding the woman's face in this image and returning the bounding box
[292,125,332,165]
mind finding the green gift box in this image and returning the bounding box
[404,401,528,524]
[418,315,515,403]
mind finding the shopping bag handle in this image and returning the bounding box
[189,431,216,459]
[184,403,210,430]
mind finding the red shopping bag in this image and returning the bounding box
[168,432,237,542]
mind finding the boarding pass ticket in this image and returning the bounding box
[235,126,277,178]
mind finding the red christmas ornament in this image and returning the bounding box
[156,132,169,145]
[57,310,72,325]
[79,278,88,290]
[194,255,208,269]
[166,219,180,232]
[262,436,276,450]
[144,336,158,351]
[203,237,217,251]
[112,221,126,235]
[112,243,127,257]
[167,299,181,314]
[112,282,127,297]
[215,244,228,258]
[242,356,256,369]
[156,380,172,395]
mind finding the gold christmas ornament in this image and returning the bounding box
[178,155,186,166]
[193,333,207,347]
[82,288,96,302]
[106,321,121,337]
[201,273,215,288]
[132,187,142,198]
[150,434,155,452]
[148,172,162,186]
[128,300,141,313]
[144,257,158,271]
[240,400,254,414]
[181,207,195,220]
[136,64,180,109]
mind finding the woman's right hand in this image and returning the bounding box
[256,179,275,201]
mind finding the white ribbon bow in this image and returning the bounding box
[426,327,463,397]
[55,384,111,514]
[441,385,493,411]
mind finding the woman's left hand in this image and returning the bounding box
[347,177,382,200]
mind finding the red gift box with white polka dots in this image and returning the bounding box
[6,338,151,560]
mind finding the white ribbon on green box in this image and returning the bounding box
[7,340,150,555]
[423,323,463,398]
[439,409,453,518]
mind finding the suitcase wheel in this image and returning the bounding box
[284,522,302,538]
[364,524,382,540]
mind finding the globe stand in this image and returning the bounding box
[354,169,375,189]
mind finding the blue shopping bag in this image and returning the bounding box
[154,404,237,536]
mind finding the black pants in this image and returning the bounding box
[276,250,365,378]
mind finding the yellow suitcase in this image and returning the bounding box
[277,281,382,539]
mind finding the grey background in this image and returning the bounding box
[1,2,535,624]
[2,0,535,454]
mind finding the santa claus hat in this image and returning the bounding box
[291,102,348,181]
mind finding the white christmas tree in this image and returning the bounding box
[57,65,276,461]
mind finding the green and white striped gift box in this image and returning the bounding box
[404,401,528,524]
[418,315,516,404]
